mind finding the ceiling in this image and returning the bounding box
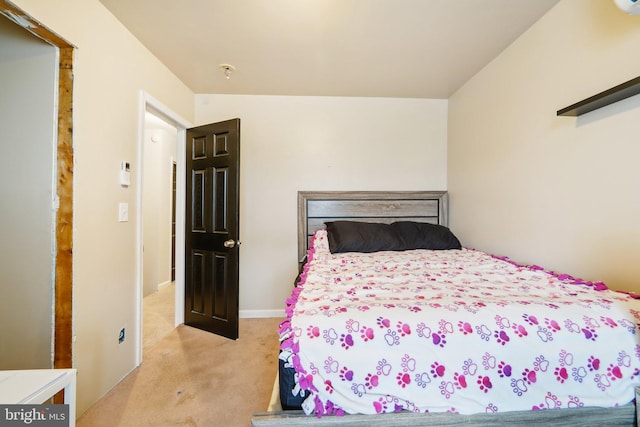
[99,0,560,99]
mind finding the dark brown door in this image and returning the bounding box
[185,118,240,339]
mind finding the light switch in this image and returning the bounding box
[118,202,129,222]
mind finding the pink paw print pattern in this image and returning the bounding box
[376,316,391,329]
[583,316,600,329]
[384,329,401,346]
[396,321,411,337]
[494,314,511,330]
[439,380,455,399]
[485,403,499,414]
[373,397,388,414]
[594,373,612,391]
[339,366,354,382]
[306,325,320,339]
[521,368,537,385]
[494,330,510,346]
[458,321,473,335]
[510,377,528,396]
[438,319,454,334]
[432,332,447,348]
[497,361,512,378]
[567,395,585,409]
[511,323,528,337]
[475,324,492,341]
[376,359,392,376]
[345,318,360,333]
[564,319,581,334]
[401,354,417,372]
[582,327,598,341]
[532,392,561,410]
[339,333,355,350]
[533,355,550,373]
[462,359,478,376]
[600,316,618,328]
[523,314,539,326]
[606,364,623,381]
[554,366,569,383]
[415,372,431,388]
[360,326,375,342]
[544,318,561,333]
[416,322,431,339]
[482,352,497,370]
[587,355,601,371]
[571,366,588,383]
[323,328,338,345]
[453,372,468,389]
[350,382,366,397]
[364,373,379,389]
[323,357,339,374]
[324,380,334,394]
[430,362,446,379]
[617,350,632,368]
[544,391,562,409]
[558,349,574,367]
[477,375,493,393]
[396,372,411,388]
[536,326,554,343]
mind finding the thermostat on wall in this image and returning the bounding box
[120,161,131,186]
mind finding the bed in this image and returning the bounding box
[252,191,640,426]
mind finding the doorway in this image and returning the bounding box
[0,13,57,369]
[135,92,190,364]
[0,2,74,372]
[141,111,178,353]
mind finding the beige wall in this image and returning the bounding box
[11,0,194,415]
[195,94,448,315]
[448,0,640,293]
[143,114,177,297]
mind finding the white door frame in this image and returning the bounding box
[135,91,192,365]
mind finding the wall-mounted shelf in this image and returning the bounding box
[557,75,640,117]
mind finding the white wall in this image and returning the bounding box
[143,113,177,297]
[195,95,448,314]
[448,0,640,293]
[0,15,56,369]
[11,0,194,415]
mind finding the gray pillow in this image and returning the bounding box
[325,221,404,253]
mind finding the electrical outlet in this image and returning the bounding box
[119,327,126,344]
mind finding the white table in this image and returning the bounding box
[0,369,77,427]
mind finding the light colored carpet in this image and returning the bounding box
[77,312,283,427]
[143,283,175,354]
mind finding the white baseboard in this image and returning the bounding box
[239,309,285,319]
[157,280,173,290]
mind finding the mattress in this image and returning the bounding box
[279,229,640,417]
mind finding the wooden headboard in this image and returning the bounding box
[297,191,449,262]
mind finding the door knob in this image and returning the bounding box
[224,239,239,248]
